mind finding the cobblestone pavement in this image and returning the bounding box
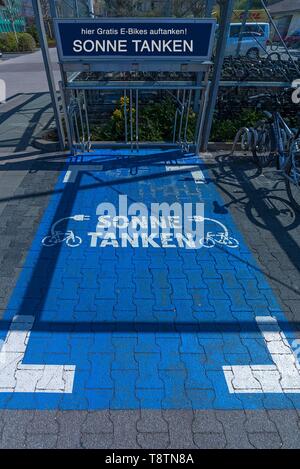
[0,146,300,448]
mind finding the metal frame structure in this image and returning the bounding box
[62,66,212,156]
[54,14,215,156]
[33,0,221,155]
[34,0,294,156]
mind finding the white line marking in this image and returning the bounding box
[63,170,72,183]
[63,164,104,183]
[165,165,205,184]
[0,315,75,393]
[223,316,300,393]
[191,169,205,184]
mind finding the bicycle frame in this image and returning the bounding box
[270,111,295,170]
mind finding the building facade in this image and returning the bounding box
[268,0,300,38]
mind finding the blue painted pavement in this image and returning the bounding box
[0,148,299,410]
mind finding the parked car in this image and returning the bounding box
[284,30,300,49]
[225,22,270,58]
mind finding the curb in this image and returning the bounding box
[32,137,241,153]
[32,137,61,152]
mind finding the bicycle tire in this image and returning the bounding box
[66,235,82,247]
[252,122,275,168]
[224,236,239,248]
[285,150,300,213]
[42,235,57,247]
[199,237,215,248]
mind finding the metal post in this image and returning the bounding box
[236,0,252,57]
[74,0,79,17]
[124,90,128,144]
[87,0,94,17]
[135,89,139,152]
[83,90,91,150]
[173,90,179,143]
[193,0,214,113]
[205,0,215,16]
[178,90,186,145]
[183,89,192,145]
[59,81,72,150]
[163,0,173,17]
[201,0,234,151]
[130,89,133,152]
[32,0,65,150]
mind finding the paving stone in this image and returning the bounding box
[137,432,170,449]
[244,410,279,433]
[26,433,58,449]
[192,411,224,433]
[137,410,168,433]
[247,432,282,449]
[81,432,114,449]
[267,410,300,449]
[110,411,140,448]
[0,410,34,448]
[26,411,59,434]
[215,411,253,449]
[56,411,87,448]
[163,410,195,448]
[81,411,113,433]
[193,432,226,449]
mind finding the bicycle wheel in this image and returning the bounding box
[66,235,82,247]
[252,123,275,168]
[42,235,56,247]
[199,237,215,248]
[224,236,239,249]
[285,143,300,213]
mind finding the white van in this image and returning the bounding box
[225,22,270,58]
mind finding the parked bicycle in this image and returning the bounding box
[233,92,300,211]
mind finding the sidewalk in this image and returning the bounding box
[0,92,55,154]
[0,49,60,100]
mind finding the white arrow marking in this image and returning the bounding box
[0,315,75,393]
[223,316,300,393]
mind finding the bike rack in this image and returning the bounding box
[49,9,214,158]
[61,73,212,156]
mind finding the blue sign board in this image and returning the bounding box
[54,18,216,62]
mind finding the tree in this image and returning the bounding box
[40,0,53,38]
[3,0,22,46]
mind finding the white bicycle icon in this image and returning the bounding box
[42,215,90,247]
[189,216,239,249]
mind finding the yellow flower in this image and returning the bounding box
[120,96,129,106]
[113,109,122,120]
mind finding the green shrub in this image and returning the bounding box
[0,32,18,52]
[211,109,264,142]
[90,95,197,143]
[17,32,36,52]
[0,32,36,52]
[26,24,39,45]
